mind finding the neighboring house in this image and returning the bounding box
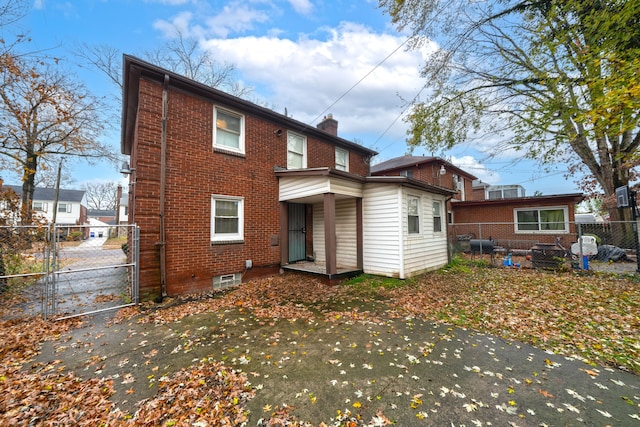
[87,193,128,225]
[371,156,477,225]
[371,156,584,251]
[450,193,584,250]
[372,156,477,202]
[5,185,87,227]
[88,209,116,224]
[472,181,526,200]
[121,55,456,300]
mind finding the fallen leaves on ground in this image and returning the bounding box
[384,266,640,373]
[0,266,639,426]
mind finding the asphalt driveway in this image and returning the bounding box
[34,282,640,426]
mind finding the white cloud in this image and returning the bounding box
[204,2,271,38]
[287,0,313,15]
[201,22,436,143]
[450,155,499,184]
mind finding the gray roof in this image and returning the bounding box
[5,185,85,203]
[88,209,116,217]
[371,155,478,179]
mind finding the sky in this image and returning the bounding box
[5,0,580,195]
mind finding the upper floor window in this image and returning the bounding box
[400,170,414,178]
[33,201,47,212]
[335,147,349,171]
[211,195,244,243]
[214,107,244,154]
[287,131,306,169]
[408,196,420,234]
[433,201,442,232]
[58,203,71,213]
[514,207,568,233]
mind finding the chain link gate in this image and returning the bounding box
[44,224,139,320]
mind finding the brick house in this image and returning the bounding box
[121,56,456,300]
[371,156,584,252]
[450,193,584,251]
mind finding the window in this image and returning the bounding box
[211,196,244,242]
[400,170,414,178]
[287,131,306,169]
[503,188,518,198]
[58,203,71,213]
[515,207,568,233]
[335,147,348,171]
[214,107,244,153]
[488,190,502,200]
[433,201,442,232]
[408,196,420,234]
[33,201,47,212]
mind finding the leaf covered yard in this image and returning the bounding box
[0,264,639,426]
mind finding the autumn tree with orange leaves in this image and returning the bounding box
[0,52,110,223]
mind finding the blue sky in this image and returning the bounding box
[7,0,579,195]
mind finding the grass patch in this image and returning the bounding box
[342,273,409,291]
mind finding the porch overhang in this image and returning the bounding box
[275,167,366,203]
[275,168,365,281]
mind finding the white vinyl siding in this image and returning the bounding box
[312,203,325,265]
[278,176,363,202]
[403,190,448,275]
[363,184,449,279]
[335,199,357,268]
[362,185,402,277]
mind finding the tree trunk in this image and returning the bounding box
[20,151,38,225]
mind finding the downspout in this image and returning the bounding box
[159,74,169,298]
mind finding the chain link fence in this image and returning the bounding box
[449,221,640,274]
[0,224,139,320]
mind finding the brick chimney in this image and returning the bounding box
[317,113,338,136]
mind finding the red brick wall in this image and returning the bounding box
[450,200,579,247]
[132,78,371,298]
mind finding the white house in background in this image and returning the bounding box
[118,193,128,224]
[6,185,88,225]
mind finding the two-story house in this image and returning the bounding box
[121,56,456,300]
[5,185,87,228]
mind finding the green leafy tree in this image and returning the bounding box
[380,0,640,219]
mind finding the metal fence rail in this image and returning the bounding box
[0,224,139,320]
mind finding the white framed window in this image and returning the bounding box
[400,170,414,178]
[287,131,306,169]
[335,147,349,171]
[58,203,71,213]
[214,107,244,153]
[33,201,47,212]
[408,196,420,234]
[514,206,568,233]
[211,195,244,242]
[433,200,442,232]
